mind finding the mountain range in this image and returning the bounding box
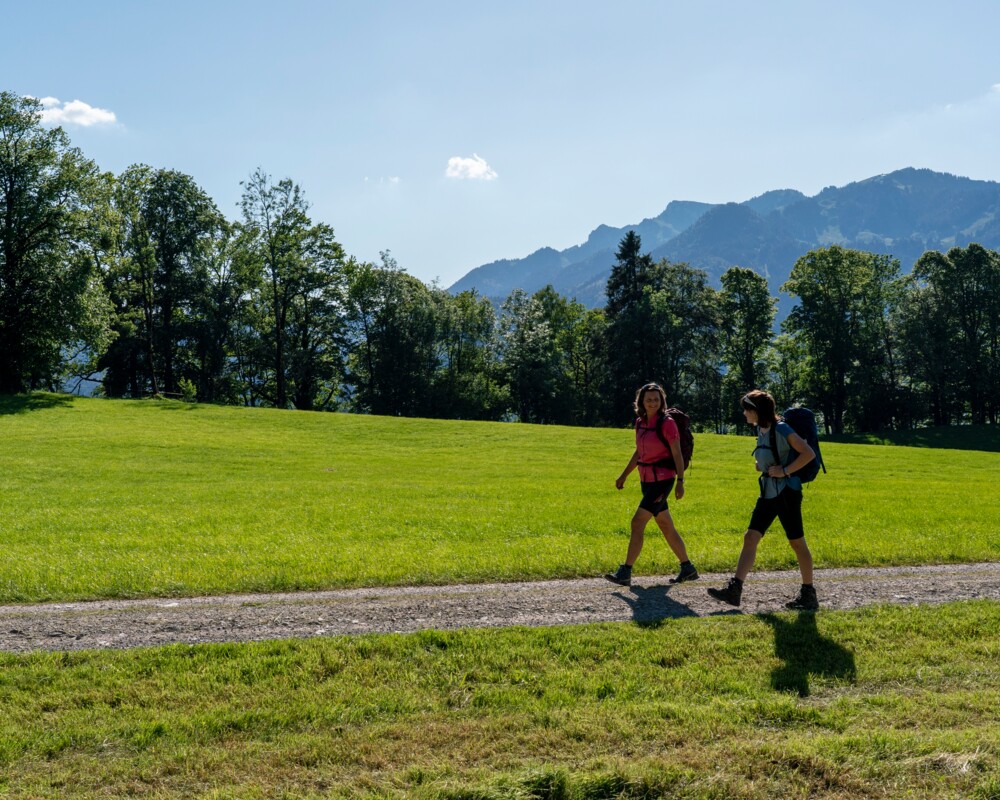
[448,168,1000,313]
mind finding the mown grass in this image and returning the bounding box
[0,601,997,798]
[1,393,998,604]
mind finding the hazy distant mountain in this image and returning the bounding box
[448,200,715,302]
[447,168,1000,310]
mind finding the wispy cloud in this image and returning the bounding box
[33,96,117,127]
[941,83,1000,113]
[445,154,498,181]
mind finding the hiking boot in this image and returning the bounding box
[785,585,819,611]
[707,577,743,607]
[604,564,632,587]
[669,561,699,584]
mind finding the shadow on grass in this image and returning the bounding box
[0,392,75,415]
[759,611,857,697]
[826,424,1000,453]
[146,398,202,412]
[613,583,698,627]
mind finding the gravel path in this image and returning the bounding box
[2,562,998,654]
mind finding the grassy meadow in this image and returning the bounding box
[3,394,1000,798]
[0,601,998,798]
[0,393,998,604]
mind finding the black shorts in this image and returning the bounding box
[748,488,804,540]
[638,478,675,515]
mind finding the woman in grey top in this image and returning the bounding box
[707,389,819,610]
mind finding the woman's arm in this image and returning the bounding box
[669,438,686,499]
[765,431,815,479]
[616,449,639,490]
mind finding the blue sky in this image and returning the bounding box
[5,1,1000,287]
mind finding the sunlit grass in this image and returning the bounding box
[3,394,999,798]
[0,393,998,603]
[0,601,997,798]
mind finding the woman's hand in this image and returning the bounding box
[766,465,786,478]
[674,481,685,500]
[615,475,626,490]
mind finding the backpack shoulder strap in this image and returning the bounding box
[655,414,672,449]
[771,423,794,466]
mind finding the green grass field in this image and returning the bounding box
[1,393,998,604]
[3,394,999,799]
[0,601,998,798]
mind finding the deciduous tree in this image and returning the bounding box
[99,165,225,398]
[909,244,1000,425]
[0,92,112,392]
[782,246,902,434]
[719,266,775,428]
[239,169,347,409]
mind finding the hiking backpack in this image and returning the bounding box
[636,408,694,471]
[774,406,826,483]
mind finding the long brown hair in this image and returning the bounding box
[634,383,667,418]
[740,389,778,428]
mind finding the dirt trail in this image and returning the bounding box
[1,562,998,653]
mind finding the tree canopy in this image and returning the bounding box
[0,92,111,392]
[2,87,998,434]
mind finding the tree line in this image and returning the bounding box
[3,91,999,434]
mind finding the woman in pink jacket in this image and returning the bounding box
[605,383,698,587]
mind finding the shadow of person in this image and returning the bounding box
[613,583,699,628]
[759,611,857,697]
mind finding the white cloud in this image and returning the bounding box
[445,154,498,181]
[33,96,117,127]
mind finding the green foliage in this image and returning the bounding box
[720,267,775,430]
[345,253,443,416]
[782,246,905,433]
[97,164,228,399]
[498,288,562,423]
[604,230,652,319]
[238,169,348,410]
[0,91,112,393]
[433,288,508,420]
[3,87,1000,436]
[605,234,722,425]
[904,244,1000,425]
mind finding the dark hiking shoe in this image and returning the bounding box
[604,564,632,587]
[669,562,699,584]
[707,577,743,607]
[785,585,819,611]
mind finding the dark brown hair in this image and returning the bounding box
[740,389,778,428]
[634,382,667,417]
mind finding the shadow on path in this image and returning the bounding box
[613,583,698,627]
[759,611,857,697]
